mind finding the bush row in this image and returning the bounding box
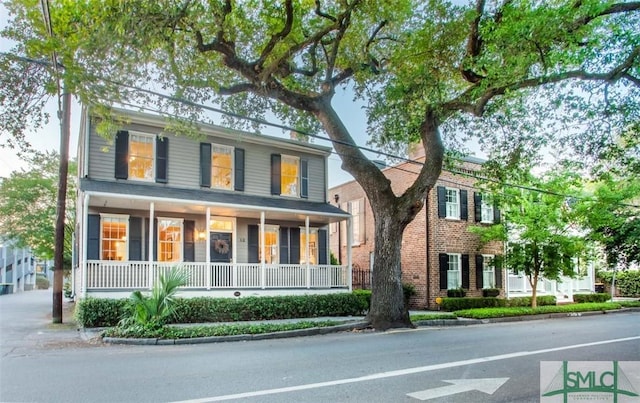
[573,293,611,303]
[440,295,556,311]
[597,270,640,297]
[77,292,370,328]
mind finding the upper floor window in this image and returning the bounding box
[271,154,308,198]
[211,144,234,190]
[481,196,494,223]
[474,192,500,224]
[437,186,468,220]
[100,214,128,261]
[158,218,183,262]
[281,155,300,197]
[115,130,168,183]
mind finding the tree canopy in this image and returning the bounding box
[2,0,638,329]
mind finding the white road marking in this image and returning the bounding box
[171,335,640,403]
[407,377,509,400]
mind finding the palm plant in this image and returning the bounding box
[122,268,188,329]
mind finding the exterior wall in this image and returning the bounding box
[86,119,327,203]
[329,156,503,310]
[0,242,39,293]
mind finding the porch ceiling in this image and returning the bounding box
[81,178,350,224]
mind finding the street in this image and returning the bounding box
[1,291,639,402]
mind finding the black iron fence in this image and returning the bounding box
[352,264,372,290]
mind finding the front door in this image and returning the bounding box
[210,232,232,262]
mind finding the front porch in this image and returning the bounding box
[85,261,350,297]
[507,271,595,302]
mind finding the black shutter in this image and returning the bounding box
[184,220,195,262]
[439,253,448,290]
[290,227,300,264]
[300,159,308,198]
[279,228,289,264]
[200,143,211,188]
[474,192,482,223]
[494,206,501,224]
[437,186,446,218]
[156,137,168,183]
[494,255,503,289]
[460,190,468,221]
[234,148,245,191]
[318,229,328,264]
[271,154,281,195]
[462,254,470,289]
[475,254,484,289]
[87,214,100,260]
[129,217,142,261]
[114,130,129,179]
[248,225,259,263]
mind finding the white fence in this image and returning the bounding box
[86,261,349,290]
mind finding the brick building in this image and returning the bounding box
[329,147,504,309]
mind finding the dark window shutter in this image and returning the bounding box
[290,227,300,264]
[156,137,168,183]
[462,254,470,289]
[318,229,328,264]
[271,154,281,195]
[494,255,503,288]
[234,148,245,191]
[300,159,308,198]
[460,190,468,221]
[129,217,142,261]
[437,186,446,218]
[248,225,259,263]
[184,220,195,262]
[87,214,100,260]
[279,228,289,264]
[475,254,484,289]
[115,130,129,179]
[494,206,501,224]
[439,253,448,290]
[474,192,482,223]
[200,143,211,188]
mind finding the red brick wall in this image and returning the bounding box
[329,157,504,310]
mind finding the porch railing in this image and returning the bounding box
[86,261,349,290]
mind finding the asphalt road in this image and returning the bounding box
[1,290,639,403]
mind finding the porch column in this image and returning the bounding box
[305,216,310,289]
[260,212,266,289]
[206,207,211,290]
[148,202,155,290]
[81,194,89,297]
[346,215,353,292]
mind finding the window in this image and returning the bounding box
[100,215,128,261]
[300,228,318,264]
[445,188,460,219]
[260,225,279,264]
[129,133,155,181]
[348,199,365,244]
[211,144,233,190]
[281,155,300,197]
[447,254,461,290]
[481,195,494,223]
[158,218,183,262]
[482,255,496,289]
[209,217,234,232]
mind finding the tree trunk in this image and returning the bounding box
[530,273,538,309]
[367,209,413,329]
[52,88,71,323]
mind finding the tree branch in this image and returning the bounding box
[460,0,486,83]
[218,82,259,95]
[572,1,640,28]
[315,0,336,22]
[256,0,294,69]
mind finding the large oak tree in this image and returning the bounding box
[3,0,638,329]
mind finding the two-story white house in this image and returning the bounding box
[73,107,353,299]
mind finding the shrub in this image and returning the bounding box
[403,283,417,305]
[596,270,640,297]
[352,289,371,311]
[573,293,611,303]
[76,298,129,327]
[36,275,49,290]
[447,288,466,298]
[440,297,506,311]
[482,288,500,297]
[507,295,556,307]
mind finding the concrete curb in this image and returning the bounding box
[97,307,640,345]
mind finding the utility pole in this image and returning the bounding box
[52,86,71,323]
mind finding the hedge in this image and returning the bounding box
[573,293,611,303]
[77,292,369,328]
[439,295,556,311]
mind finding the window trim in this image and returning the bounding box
[128,131,156,182]
[210,143,235,190]
[280,154,300,197]
[99,213,129,261]
[157,217,184,263]
[299,227,319,264]
[447,253,462,290]
[480,195,495,224]
[482,254,496,289]
[445,188,460,220]
[260,224,280,264]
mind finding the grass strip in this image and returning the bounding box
[454,302,623,319]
